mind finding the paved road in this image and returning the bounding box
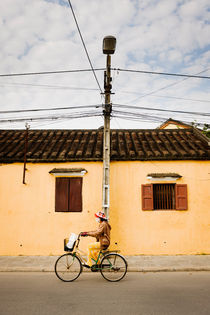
[0,272,210,315]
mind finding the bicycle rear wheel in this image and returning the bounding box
[100,253,127,282]
[55,253,82,282]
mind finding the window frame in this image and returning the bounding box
[142,183,188,211]
[55,177,83,213]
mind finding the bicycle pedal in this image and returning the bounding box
[91,264,100,272]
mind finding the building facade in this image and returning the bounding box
[0,128,210,255]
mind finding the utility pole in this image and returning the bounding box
[23,123,30,184]
[102,36,116,219]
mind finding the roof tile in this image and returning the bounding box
[0,128,209,162]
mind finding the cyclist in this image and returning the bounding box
[81,211,111,267]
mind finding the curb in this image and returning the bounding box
[1,268,210,272]
[0,255,210,272]
[128,267,210,272]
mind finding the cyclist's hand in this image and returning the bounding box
[80,232,88,237]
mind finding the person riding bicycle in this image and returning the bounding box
[81,211,111,267]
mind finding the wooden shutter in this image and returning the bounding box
[69,177,82,212]
[55,177,69,212]
[142,184,153,210]
[175,184,188,210]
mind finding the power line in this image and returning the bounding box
[1,102,209,117]
[0,82,99,91]
[1,67,209,81]
[1,109,101,120]
[127,68,210,103]
[113,68,210,79]
[113,115,162,124]
[112,114,163,123]
[0,68,104,78]
[112,110,210,126]
[111,110,208,127]
[151,94,210,104]
[112,115,208,128]
[119,91,210,104]
[0,111,102,123]
[67,0,103,94]
[1,67,209,80]
[113,104,210,117]
[1,109,208,126]
[112,110,170,123]
[0,104,102,114]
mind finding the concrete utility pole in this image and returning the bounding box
[102,36,116,219]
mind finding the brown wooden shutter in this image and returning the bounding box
[142,184,153,210]
[69,177,82,212]
[175,184,188,210]
[55,177,69,212]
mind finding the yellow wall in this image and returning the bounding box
[162,124,185,129]
[0,161,210,255]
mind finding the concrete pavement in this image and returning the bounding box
[0,255,210,272]
[1,272,210,315]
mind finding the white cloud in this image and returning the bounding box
[0,0,209,129]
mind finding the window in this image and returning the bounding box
[153,184,175,210]
[55,177,82,212]
[142,184,187,210]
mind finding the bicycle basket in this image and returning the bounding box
[64,233,78,252]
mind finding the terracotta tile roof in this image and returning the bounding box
[0,128,209,163]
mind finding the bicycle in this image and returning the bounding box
[54,233,128,282]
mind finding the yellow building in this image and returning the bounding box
[158,118,193,129]
[0,128,210,256]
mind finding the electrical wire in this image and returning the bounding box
[0,82,99,91]
[113,68,210,79]
[111,110,210,126]
[4,109,101,120]
[67,0,103,94]
[0,68,104,78]
[112,109,169,122]
[0,111,102,123]
[112,115,208,127]
[113,104,210,117]
[118,91,210,104]
[112,114,163,124]
[151,94,210,104]
[1,102,209,117]
[125,68,210,104]
[111,111,208,127]
[0,104,102,114]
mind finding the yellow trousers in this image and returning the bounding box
[87,242,101,266]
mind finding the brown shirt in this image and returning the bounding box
[87,221,111,250]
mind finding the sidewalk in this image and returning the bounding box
[0,255,210,272]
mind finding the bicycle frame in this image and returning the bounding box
[71,235,104,266]
[71,234,119,270]
[55,234,128,282]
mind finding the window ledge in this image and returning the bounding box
[49,168,87,177]
[147,173,182,181]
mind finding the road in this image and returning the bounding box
[0,272,210,315]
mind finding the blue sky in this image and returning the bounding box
[0,0,210,129]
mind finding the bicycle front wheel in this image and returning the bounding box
[55,253,82,282]
[100,253,127,282]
